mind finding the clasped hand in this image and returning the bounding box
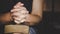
[11,2,29,24]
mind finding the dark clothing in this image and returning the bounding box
[0,23,5,34]
[0,0,32,14]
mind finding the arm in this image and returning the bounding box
[25,0,44,26]
[0,12,11,23]
[32,0,43,17]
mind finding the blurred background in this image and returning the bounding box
[38,0,60,34]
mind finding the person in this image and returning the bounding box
[0,0,44,34]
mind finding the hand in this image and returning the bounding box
[11,2,29,24]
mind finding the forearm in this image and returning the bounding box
[0,12,11,22]
[32,0,44,16]
[26,0,44,26]
[27,14,42,26]
[31,0,43,23]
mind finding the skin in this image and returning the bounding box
[0,12,11,23]
[13,32,25,34]
[26,0,44,25]
[0,0,44,26]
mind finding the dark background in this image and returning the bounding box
[38,0,60,34]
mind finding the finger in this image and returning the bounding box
[20,10,29,14]
[14,18,26,24]
[11,10,29,16]
[14,20,21,24]
[12,15,26,20]
[11,7,27,12]
[12,14,25,18]
[20,19,26,23]
[13,17,21,20]
[24,15,30,22]
[11,9,22,12]
[13,2,24,9]
[11,7,28,13]
[14,18,25,24]
[11,13,27,18]
[12,12,21,16]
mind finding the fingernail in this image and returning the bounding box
[11,10,13,12]
[17,2,21,5]
[18,2,24,5]
[14,6,17,8]
[21,4,24,5]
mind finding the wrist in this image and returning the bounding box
[23,14,41,26]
